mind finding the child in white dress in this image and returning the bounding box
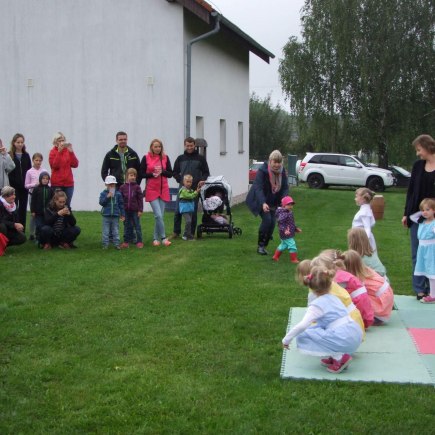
[415,198,435,304]
[352,188,377,251]
[282,266,363,373]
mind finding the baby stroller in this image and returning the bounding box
[197,175,242,239]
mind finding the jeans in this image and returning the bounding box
[259,209,276,243]
[102,216,120,247]
[51,186,74,207]
[39,225,80,245]
[174,195,199,236]
[150,198,167,241]
[123,211,142,243]
[410,222,429,295]
[182,212,193,238]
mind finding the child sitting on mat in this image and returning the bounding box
[282,266,363,373]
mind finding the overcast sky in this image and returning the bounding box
[209,0,306,110]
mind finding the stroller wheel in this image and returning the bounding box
[233,227,242,236]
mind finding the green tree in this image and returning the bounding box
[249,93,294,160]
[279,0,435,167]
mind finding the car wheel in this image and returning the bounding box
[307,173,325,189]
[367,176,385,192]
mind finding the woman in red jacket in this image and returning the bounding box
[49,132,79,207]
[140,139,173,246]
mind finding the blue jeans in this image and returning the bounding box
[174,195,199,236]
[410,222,429,295]
[123,211,142,243]
[150,198,167,241]
[52,186,74,207]
[102,216,120,247]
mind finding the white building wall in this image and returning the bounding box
[0,0,251,210]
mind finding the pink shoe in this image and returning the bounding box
[421,296,435,304]
[136,242,144,249]
[327,354,352,373]
[152,240,161,247]
[162,238,171,246]
[120,242,129,249]
[320,357,334,367]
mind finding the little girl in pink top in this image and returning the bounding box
[343,250,394,325]
[314,250,374,329]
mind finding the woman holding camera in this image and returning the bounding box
[49,132,79,207]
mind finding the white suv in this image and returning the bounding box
[298,153,394,191]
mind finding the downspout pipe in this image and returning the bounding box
[186,12,220,138]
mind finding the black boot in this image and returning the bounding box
[257,231,268,255]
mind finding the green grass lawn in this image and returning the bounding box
[1,186,433,434]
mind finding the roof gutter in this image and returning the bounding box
[186,11,220,137]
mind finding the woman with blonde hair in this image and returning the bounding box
[343,249,394,325]
[140,138,173,246]
[347,227,387,277]
[246,150,289,255]
[49,132,79,207]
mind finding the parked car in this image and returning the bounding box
[297,153,394,191]
[389,165,411,187]
[249,161,264,184]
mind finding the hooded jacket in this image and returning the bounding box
[30,172,54,216]
[101,145,141,185]
[119,182,143,212]
[172,149,209,189]
[49,146,79,187]
[140,152,173,202]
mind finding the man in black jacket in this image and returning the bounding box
[171,137,210,239]
[101,132,141,186]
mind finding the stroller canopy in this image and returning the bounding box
[200,176,232,211]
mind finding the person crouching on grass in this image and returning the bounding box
[272,195,301,263]
[99,175,125,250]
[282,266,363,374]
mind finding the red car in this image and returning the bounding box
[249,161,264,184]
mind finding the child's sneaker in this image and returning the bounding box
[120,242,129,249]
[152,240,161,246]
[327,354,352,373]
[136,242,144,249]
[320,357,334,367]
[43,243,52,250]
[182,236,188,241]
[115,245,121,250]
[162,238,171,246]
[421,295,435,304]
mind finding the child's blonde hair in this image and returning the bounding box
[296,259,312,285]
[342,249,371,280]
[355,188,375,203]
[314,249,346,270]
[347,227,373,257]
[126,167,137,177]
[420,198,435,211]
[301,266,334,295]
[183,174,193,182]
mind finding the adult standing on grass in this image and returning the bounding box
[8,133,32,230]
[49,132,79,207]
[0,138,15,189]
[0,186,26,249]
[246,150,288,255]
[401,134,435,300]
[140,138,173,246]
[101,131,141,187]
[171,137,209,239]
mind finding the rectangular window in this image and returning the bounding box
[196,116,204,139]
[220,119,226,155]
[238,122,244,153]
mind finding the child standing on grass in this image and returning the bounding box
[99,175,125,250]
[178,174,200,241]
[30,172,53,243]
[343,250,394,325]
[352,188,377,251]
[282,266,363,374]
[414,198,435,304]
[119,168,143,249]
[272,196,301,263]
[25,153,49,240]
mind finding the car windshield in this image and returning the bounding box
[352,156,368,167]
[392,166,411,176]
[251,162,263,170]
